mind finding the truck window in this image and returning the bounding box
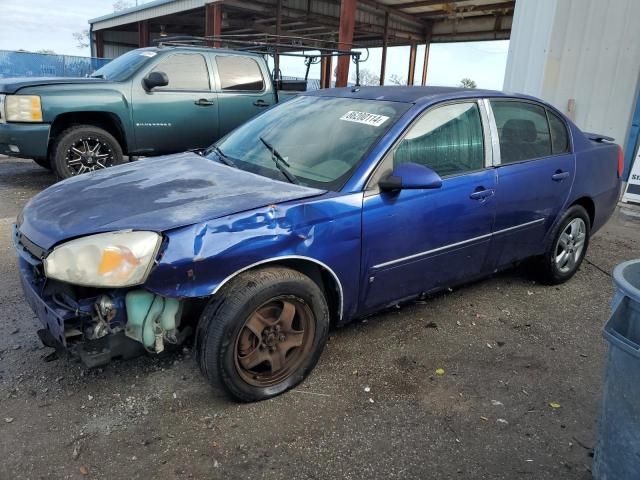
[151,53,210,90]
[215,56,264,91]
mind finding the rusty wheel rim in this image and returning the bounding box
[234,296,315,387]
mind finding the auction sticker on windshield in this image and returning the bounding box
[340,111,389,127]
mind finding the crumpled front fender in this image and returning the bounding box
[144,192,363,321]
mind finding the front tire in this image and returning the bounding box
[196,267,330,402]
[536,205,590,284]
[51,125,124,179]
[32,157,52,170]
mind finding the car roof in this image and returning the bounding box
[303,86,536,105]
[142,46,263,59]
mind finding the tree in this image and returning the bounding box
[459,78,477,89]
[72,29,89,49]
[353,68,380,86]
[113,1,134,11]
[387,74,407,86]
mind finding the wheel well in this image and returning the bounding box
[49,112,127,155]
[275,259,341,324]
[571,197,595,227]
[215,258,343,326]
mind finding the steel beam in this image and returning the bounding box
[95,30,105,58]
[421,25,431,86]
[205,3,223,47]
[407,41,417,85]
[138,20,150,47]
[274,0,283,80]
[320,55,333,88]
[380,12,388,85]
[336,0,357,87]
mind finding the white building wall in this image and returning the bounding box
[504,0,640,149]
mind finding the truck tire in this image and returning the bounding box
[51,125,124,179]
[32,157,52,170]
[196,266,330,402]
[536,205,591,284]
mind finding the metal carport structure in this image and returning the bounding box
[90,0,514,88]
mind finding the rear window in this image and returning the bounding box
[548,109,570,154]
[216,56,264,91]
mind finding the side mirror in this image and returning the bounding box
[378,162,443,191]
[143,71,169,90]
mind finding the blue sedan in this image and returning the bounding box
[14,86,622,401]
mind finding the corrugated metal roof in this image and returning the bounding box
[91,0,220,30]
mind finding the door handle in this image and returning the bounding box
[470,187,495,201]
[552,170,570,181]
[195,98,215,106]
[253,100,270,107]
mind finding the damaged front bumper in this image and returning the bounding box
[13,225,187,368]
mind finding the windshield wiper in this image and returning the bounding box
[259,136,298,184]
[207,145,236,167]
[89,74,105,79]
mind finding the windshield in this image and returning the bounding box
[210,95,410,190]
[91,49,157,81]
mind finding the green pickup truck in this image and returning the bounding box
[0,46,297,178]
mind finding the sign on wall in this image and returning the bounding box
[622,145,640,205]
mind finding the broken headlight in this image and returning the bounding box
[44,231,162,287]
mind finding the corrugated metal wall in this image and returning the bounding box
[504,0,640,169]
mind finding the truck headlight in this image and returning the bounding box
[44,231,162,287]
[5,95,43,122]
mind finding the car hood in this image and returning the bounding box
[0,77,109,94]
[19,153,326,250]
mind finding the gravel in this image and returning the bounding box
[1,156,639,479]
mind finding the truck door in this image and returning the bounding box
[131,52,219,155]
[212,54,275,137]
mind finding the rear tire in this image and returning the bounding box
[195,267,329,402]
[51,125,124,180]
[536,205,591,284]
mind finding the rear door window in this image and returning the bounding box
[215,56,265,91]
[151,53,210,90]
[490,100,552,164]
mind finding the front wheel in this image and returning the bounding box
[32,157,52,170]
[196,267,330,402]
[51,125,124,179]
[536,205,591,284]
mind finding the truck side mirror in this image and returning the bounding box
[143,71,169,90]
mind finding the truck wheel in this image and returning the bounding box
[32,157,52,170]
[51,125,124,179]
[536,205,591,284]
[196,267,330,402]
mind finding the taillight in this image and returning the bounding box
[618,146,624,178]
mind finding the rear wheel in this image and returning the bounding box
[51,125,124,179]
[536,205,590,284]
[196,267,329,402]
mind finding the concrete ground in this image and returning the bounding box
[0,156,638,480]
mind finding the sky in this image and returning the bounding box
[0,0,509,90]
